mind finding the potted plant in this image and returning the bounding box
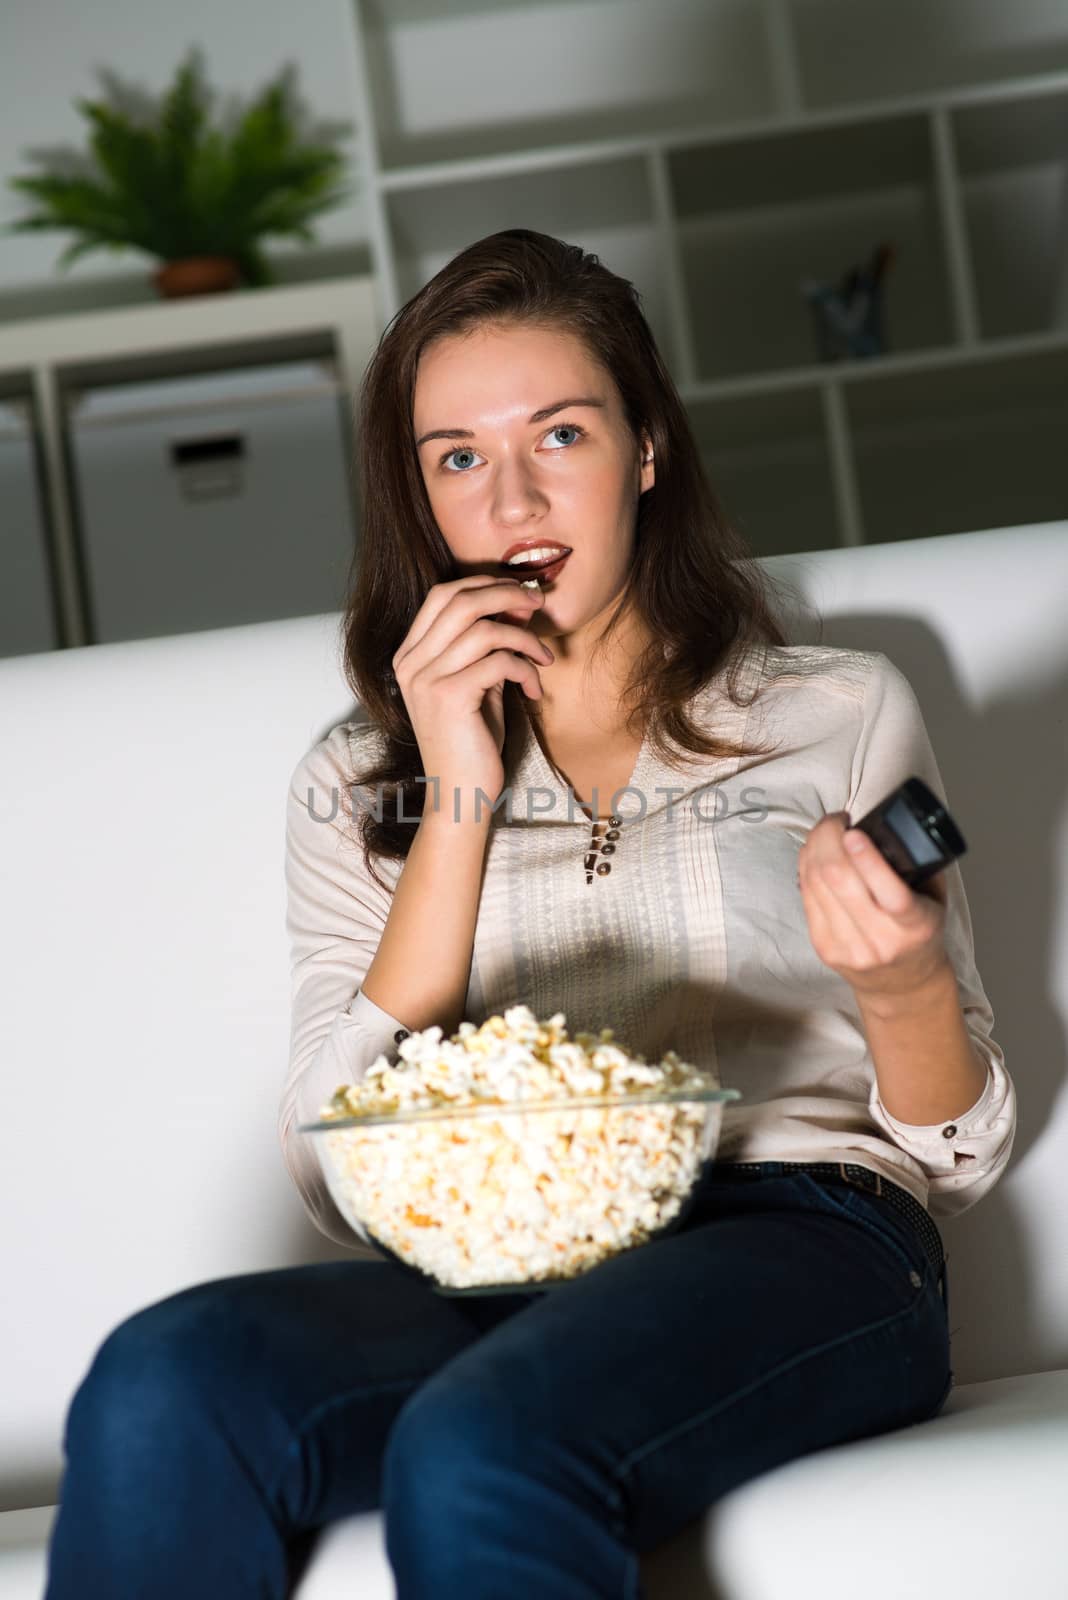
[4,48,354,297]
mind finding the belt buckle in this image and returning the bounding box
[839,1161,882,1198]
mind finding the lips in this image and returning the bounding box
[494,549,571,616]
[509,551,570,586]
[500,540,573,570]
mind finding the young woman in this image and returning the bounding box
[45,230,1016,1599]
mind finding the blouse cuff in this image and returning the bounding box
[867,1043,1008,1177]
[294,990,411,1128]
[293,990,414,1248]
[344,987,412,1042]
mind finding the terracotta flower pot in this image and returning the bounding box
[153,256,243,298]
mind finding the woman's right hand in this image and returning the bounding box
[391,576,554,819]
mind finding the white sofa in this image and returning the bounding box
[2,520,1066,1599]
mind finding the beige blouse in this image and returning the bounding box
[279,643,1017,1250]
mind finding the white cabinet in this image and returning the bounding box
[0,377,56,658]
[65,354,358,646]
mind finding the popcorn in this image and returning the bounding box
[314,1005,721,1290]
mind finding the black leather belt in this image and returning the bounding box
[713,1160,946,1278]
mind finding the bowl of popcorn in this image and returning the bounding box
[297,1005,741,1295]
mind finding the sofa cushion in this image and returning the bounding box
[643,1369,1068,1600]
[8,1371,1064,1599]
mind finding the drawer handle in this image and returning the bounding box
[170,434,245,467]
[170,434,246,501]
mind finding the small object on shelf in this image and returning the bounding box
[3,46,354,299]
[153,257,244,300]
[800,242,896,362]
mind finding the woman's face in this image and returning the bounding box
[412,322,654,648]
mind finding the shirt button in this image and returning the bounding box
[942,1124,958,1139]
[394,1029,410,1044]
[909,1270,922,1288]
[596,861,612,876]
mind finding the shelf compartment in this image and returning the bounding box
[669,110,954,381]
[361,0,777,171]
[387,155,678,368]
[685,384,839,557]
[846,342,1068,545]
[952,86,1068,340]
[791,0,1068,111]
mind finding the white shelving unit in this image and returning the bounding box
[348,0,1068,556]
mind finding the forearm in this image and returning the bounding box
[360,810,491,1040]
[854,960,990,1126]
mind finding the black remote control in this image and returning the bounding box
[851,776,966,890]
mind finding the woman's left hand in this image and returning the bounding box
[797,811,951,1004]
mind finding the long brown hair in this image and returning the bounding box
[338,228,801,891]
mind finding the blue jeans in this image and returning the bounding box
[44,1163,952,1599]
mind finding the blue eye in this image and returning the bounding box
[544,423,584,449]
[439,422,587,473]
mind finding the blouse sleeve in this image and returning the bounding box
[278,726,410,1249]
[845,653,1017,1219]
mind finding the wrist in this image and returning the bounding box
[853,959,958,1023]
[418,798,495,834]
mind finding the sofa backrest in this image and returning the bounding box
[1,520,1064,1515]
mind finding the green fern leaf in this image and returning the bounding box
[6,51,355,273]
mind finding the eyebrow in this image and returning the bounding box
[415,396,606,449]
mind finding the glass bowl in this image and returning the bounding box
[298,1083,742,1296]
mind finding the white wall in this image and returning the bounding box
[0,0,370,293]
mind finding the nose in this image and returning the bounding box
[491,451,548,524]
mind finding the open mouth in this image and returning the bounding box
[502,550,571,584]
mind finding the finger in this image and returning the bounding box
[841,828,916,916]
[433,617,551,690]
[917,868,949,906]
[828,849,909,931]
[398,578,532,676]
[397,575,510,667]
[804,866,880,965]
